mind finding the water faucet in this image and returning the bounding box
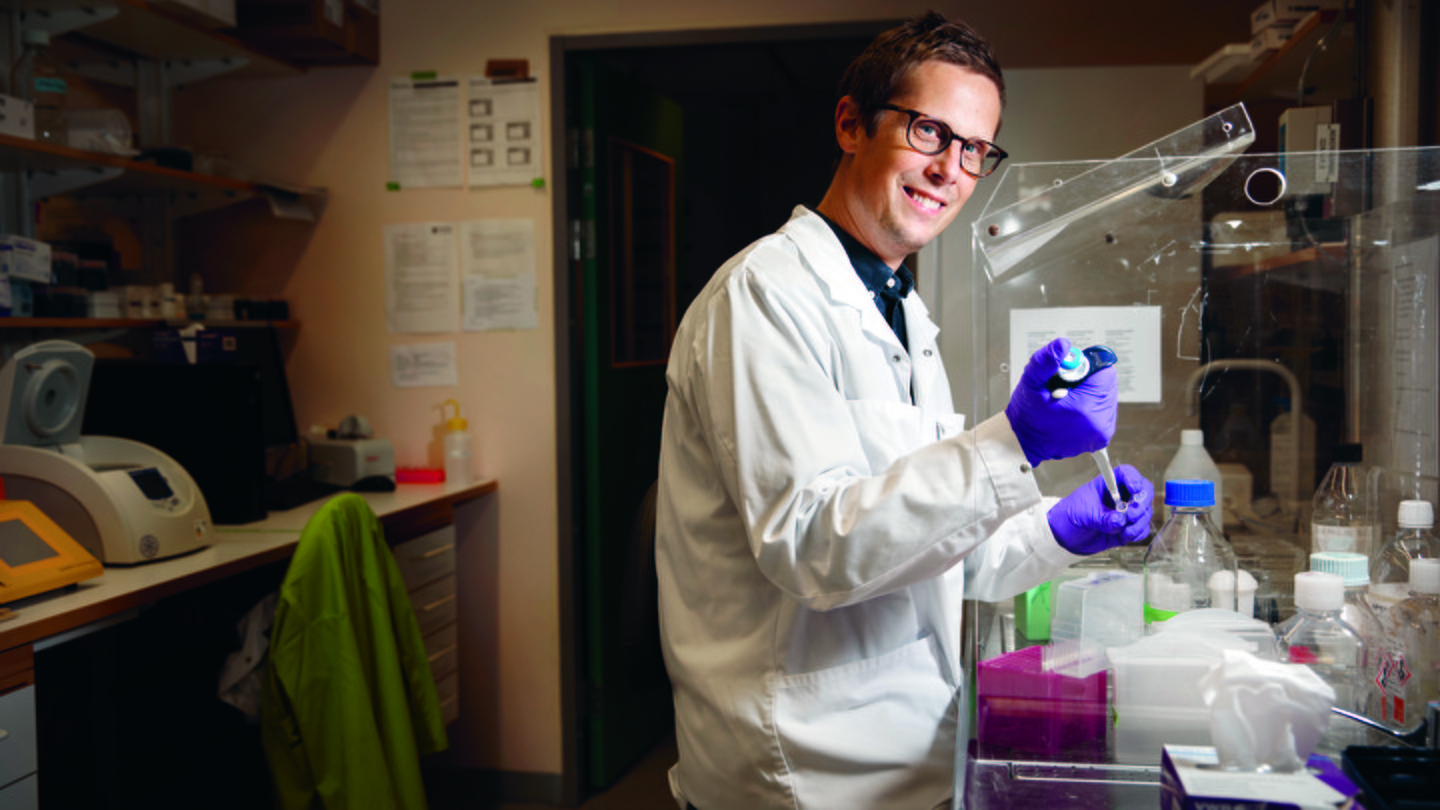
[1183,359,1305,506]
[1331,702,1439,749]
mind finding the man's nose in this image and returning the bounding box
[927,142,964,184]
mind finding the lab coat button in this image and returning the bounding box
[1020,463,1032,474]
[892,354,902,363]
[924,348,933,357]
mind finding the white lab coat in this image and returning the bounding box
[656,206,1083,810]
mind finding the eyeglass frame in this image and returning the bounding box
[875,103,1008,179]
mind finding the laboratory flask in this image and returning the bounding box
[1143,479,1241,630]
[1275,571,1371,756]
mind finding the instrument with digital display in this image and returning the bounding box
[0,499,102,603]
[0,341,213,564]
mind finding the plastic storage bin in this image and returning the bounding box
[975,644,1107,755]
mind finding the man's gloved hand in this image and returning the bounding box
[1048,465,1154,555]
[1005,338,1118,467]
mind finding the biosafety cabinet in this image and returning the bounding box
[948,104,1440,806]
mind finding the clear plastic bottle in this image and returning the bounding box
[1275,571,1370,755]
[1309,551,1387,737]
[10,29,67,144]
[1369,499,1440,616]
[442,398,473,487]
[1144,479,1241,631]
[1379,558,1440,731]
[1311,442,1377,557]
[1162,429,1224,526]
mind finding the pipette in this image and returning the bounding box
[1045,344,1126,508]
[1092,448,1125,508]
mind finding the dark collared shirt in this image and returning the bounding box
[817,212,914,352]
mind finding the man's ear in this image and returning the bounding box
[834,95,863,155]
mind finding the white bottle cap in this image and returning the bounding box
[1181,429,1203,446]
[1411,558,1440,595]
[1398,499,1434,529]
[1293,571,1345,611]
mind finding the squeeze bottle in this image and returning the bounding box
[443,398,473,487]
[1162,429,1224,525]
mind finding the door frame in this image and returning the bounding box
[549,20,895,805]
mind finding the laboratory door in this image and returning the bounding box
[572,54,680,792]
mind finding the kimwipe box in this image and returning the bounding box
[1160,745,1362,809]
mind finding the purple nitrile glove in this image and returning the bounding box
[1005,338,1119,467]
[1048,465,1155,556]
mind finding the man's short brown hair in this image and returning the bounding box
[838,10,1005,137]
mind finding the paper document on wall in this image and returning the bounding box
[391,342,458,388]
[462,218,537,330]
[467,76,542,187]
[1009,306,1162,403]
[389,75,464,188]
[385,222,460,333]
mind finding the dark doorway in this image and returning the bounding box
[551,21,894,805]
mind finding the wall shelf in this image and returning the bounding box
[3,0,305,80]
[1209,11,1355,108]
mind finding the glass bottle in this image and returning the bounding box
[1309,551,1388,738]
[1143,479,1240,631]
[1275,571,1370,756]
[1369,499,1440,616]
[10,29,67,144]
[1311,442,1377,557]
[1379,558,1440,731]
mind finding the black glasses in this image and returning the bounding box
[877,103,1007,179]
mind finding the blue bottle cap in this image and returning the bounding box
[1165,479,1215,507]
[1059,347,1082,370]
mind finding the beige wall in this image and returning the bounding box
[172,0,1210,780]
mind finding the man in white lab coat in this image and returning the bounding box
[655,11,1154,810]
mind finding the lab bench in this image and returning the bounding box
[0,478,496,809]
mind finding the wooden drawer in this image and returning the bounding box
[423,623,457,679]
[0,684,38,789]
[392,525,455,591]
[436,672,459,726]
[409,575,456,638]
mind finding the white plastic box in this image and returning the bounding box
[0,236,52,283]
[0,94,34,139]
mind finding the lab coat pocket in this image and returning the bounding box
[844,399,925,472]
[772,634,957,809]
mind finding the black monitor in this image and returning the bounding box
[229,325,300,451]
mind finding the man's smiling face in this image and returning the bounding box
[831,59,1002,268]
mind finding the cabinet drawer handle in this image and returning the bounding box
[418,543,455,560]
[421,593,457,612]
[428,643,458,663]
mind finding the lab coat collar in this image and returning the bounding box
[781,206,884,315]
[782,206,941,352]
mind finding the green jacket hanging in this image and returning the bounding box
[262,493,448,809]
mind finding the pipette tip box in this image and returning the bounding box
[975,644,1106,754]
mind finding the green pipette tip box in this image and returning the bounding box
[1015,581,1052,641]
